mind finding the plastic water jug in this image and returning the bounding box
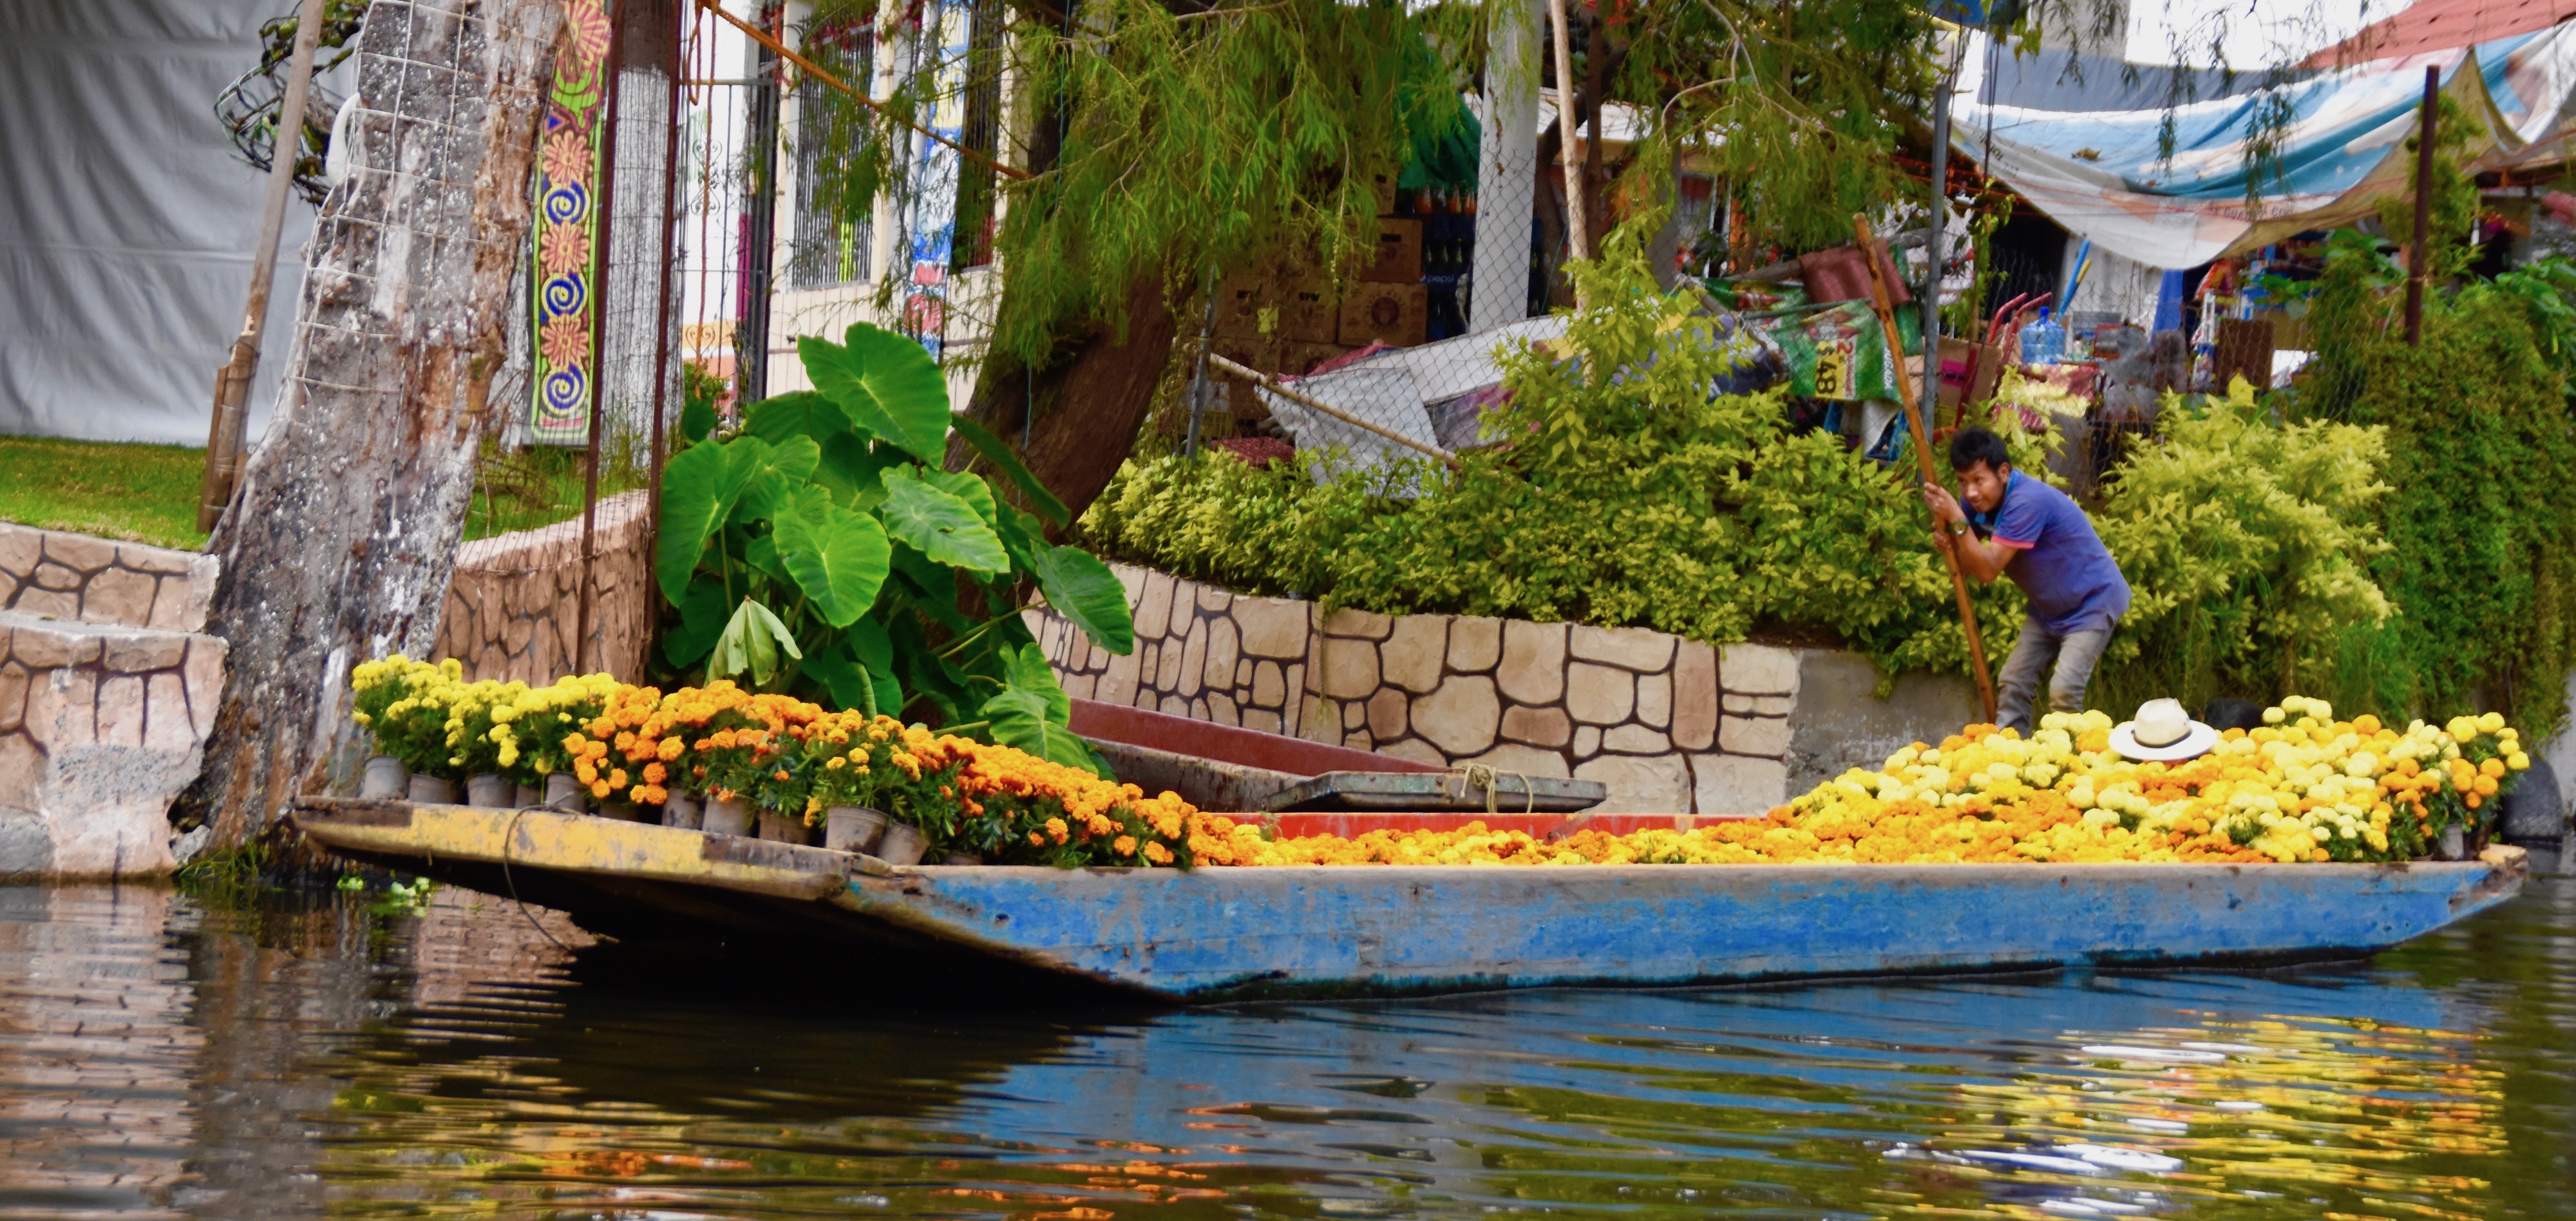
[2020,307,2066,366]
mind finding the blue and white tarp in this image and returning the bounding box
[1954,25,2576,267]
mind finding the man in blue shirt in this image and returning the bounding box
[1920,427,2132,734]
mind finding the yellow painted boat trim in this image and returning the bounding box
[293,800,855,901]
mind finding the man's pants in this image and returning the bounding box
[1995,614,2112,735]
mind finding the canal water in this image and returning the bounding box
[3,878,2571,1220]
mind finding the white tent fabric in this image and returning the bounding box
[1953,26,2576,268]
[1,0,315,444]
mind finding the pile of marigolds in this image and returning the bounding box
[353,657,2525,869]
[1224,697,2530,867]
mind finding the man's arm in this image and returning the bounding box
[1920,482,2019,583]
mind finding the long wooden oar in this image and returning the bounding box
[1853,215,1998,723]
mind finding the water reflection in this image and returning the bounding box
[0,878,2568,1219]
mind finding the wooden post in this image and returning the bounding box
[577,0,630,677]
[1855,214,1998,724]
[1546,0,1587,267]
[2406,64,2438,346]
[198,0,328,533]
[644,0,686,670]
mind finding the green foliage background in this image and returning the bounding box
[1082,238,2038,686]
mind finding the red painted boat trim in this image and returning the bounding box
[1070,698,1444,777]
[1262,812,1765,839]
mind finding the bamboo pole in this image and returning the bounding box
[1206,354,1459,468]
[2406,64,2437,346]
[1855,214,1997,723]
[1546,0,1587,265]
[198,0,328,533]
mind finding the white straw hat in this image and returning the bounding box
[2108,698,2219,762]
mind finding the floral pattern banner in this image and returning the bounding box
[528,0,613,445]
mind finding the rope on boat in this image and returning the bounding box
[1451,764,1537,817]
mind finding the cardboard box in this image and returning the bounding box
[1367,171,1400,216]
[1276,278,1340,345]
[1935,336,2003,415]
[1212,272,1270,340]
[1337,281,1428,348]
[1361,218,1424,284]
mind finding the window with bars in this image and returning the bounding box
[788,19,875,290]
[949,0,1005,272]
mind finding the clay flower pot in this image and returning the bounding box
[757,813,816,845]
[464,773,513,809]
[662,793,703,830]
[544,772,588,812]
[515,782,545,809]
[406,774,457,804]
[600,802,645,822]
[702,795,752,837]
[875,823,928,866]
[360,756,409,800]
[825,806,887,854]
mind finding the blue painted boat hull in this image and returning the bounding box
[289,800,2528,1002]
[839,860,2526,1000]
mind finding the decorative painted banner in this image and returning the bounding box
[529,0,614,445]
[899,0,972,360]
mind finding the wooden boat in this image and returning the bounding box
[290,796,2530,1002]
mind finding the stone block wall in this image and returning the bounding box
[1034,562,1980,813]
[0,522,218,632]
[434,489,653,683]
[0,613,227,877]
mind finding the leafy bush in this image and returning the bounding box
[2334,274,2576,732]
[1084,236,2036,681]
[2087,378,2393,716]
[654,323,1134,768]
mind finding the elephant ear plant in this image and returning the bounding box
[656,323,1135,770]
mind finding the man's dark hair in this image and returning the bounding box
[1949,426,2011,473]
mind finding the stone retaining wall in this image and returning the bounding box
[1033,563,1980,813]
[0,612,227,877]
[0,522,218,632]
[434,489,653,683]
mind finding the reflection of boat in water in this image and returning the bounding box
[348,935,1095,1124]
[292,796,2530,1003]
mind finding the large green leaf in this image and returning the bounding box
[922,468,1000,530]
[1030,544,1136,656]
[656,437,764,605]
[948,411,1071,527]
[707,597,803,688]
[744,391,851,444]
[661,576,730,668]
[800,644,879,716]
[877,468,1009,573]
[732,434,821,525]
[846,614,904,714]
[814,433,902,504]
[980,687,1101,773]
[799,325,951,462]
[1002,641,1071,723]
[773,489,891,627]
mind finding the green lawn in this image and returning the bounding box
[0,435,207,551]
[0,434,649,553]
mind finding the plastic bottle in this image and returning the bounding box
[2020,307,2066,366]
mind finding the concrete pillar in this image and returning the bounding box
[1469,0,1541,336]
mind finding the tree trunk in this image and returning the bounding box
[180,0,562,846]
[951,276,1182,524]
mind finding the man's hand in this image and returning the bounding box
[1920,480,1965,529]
